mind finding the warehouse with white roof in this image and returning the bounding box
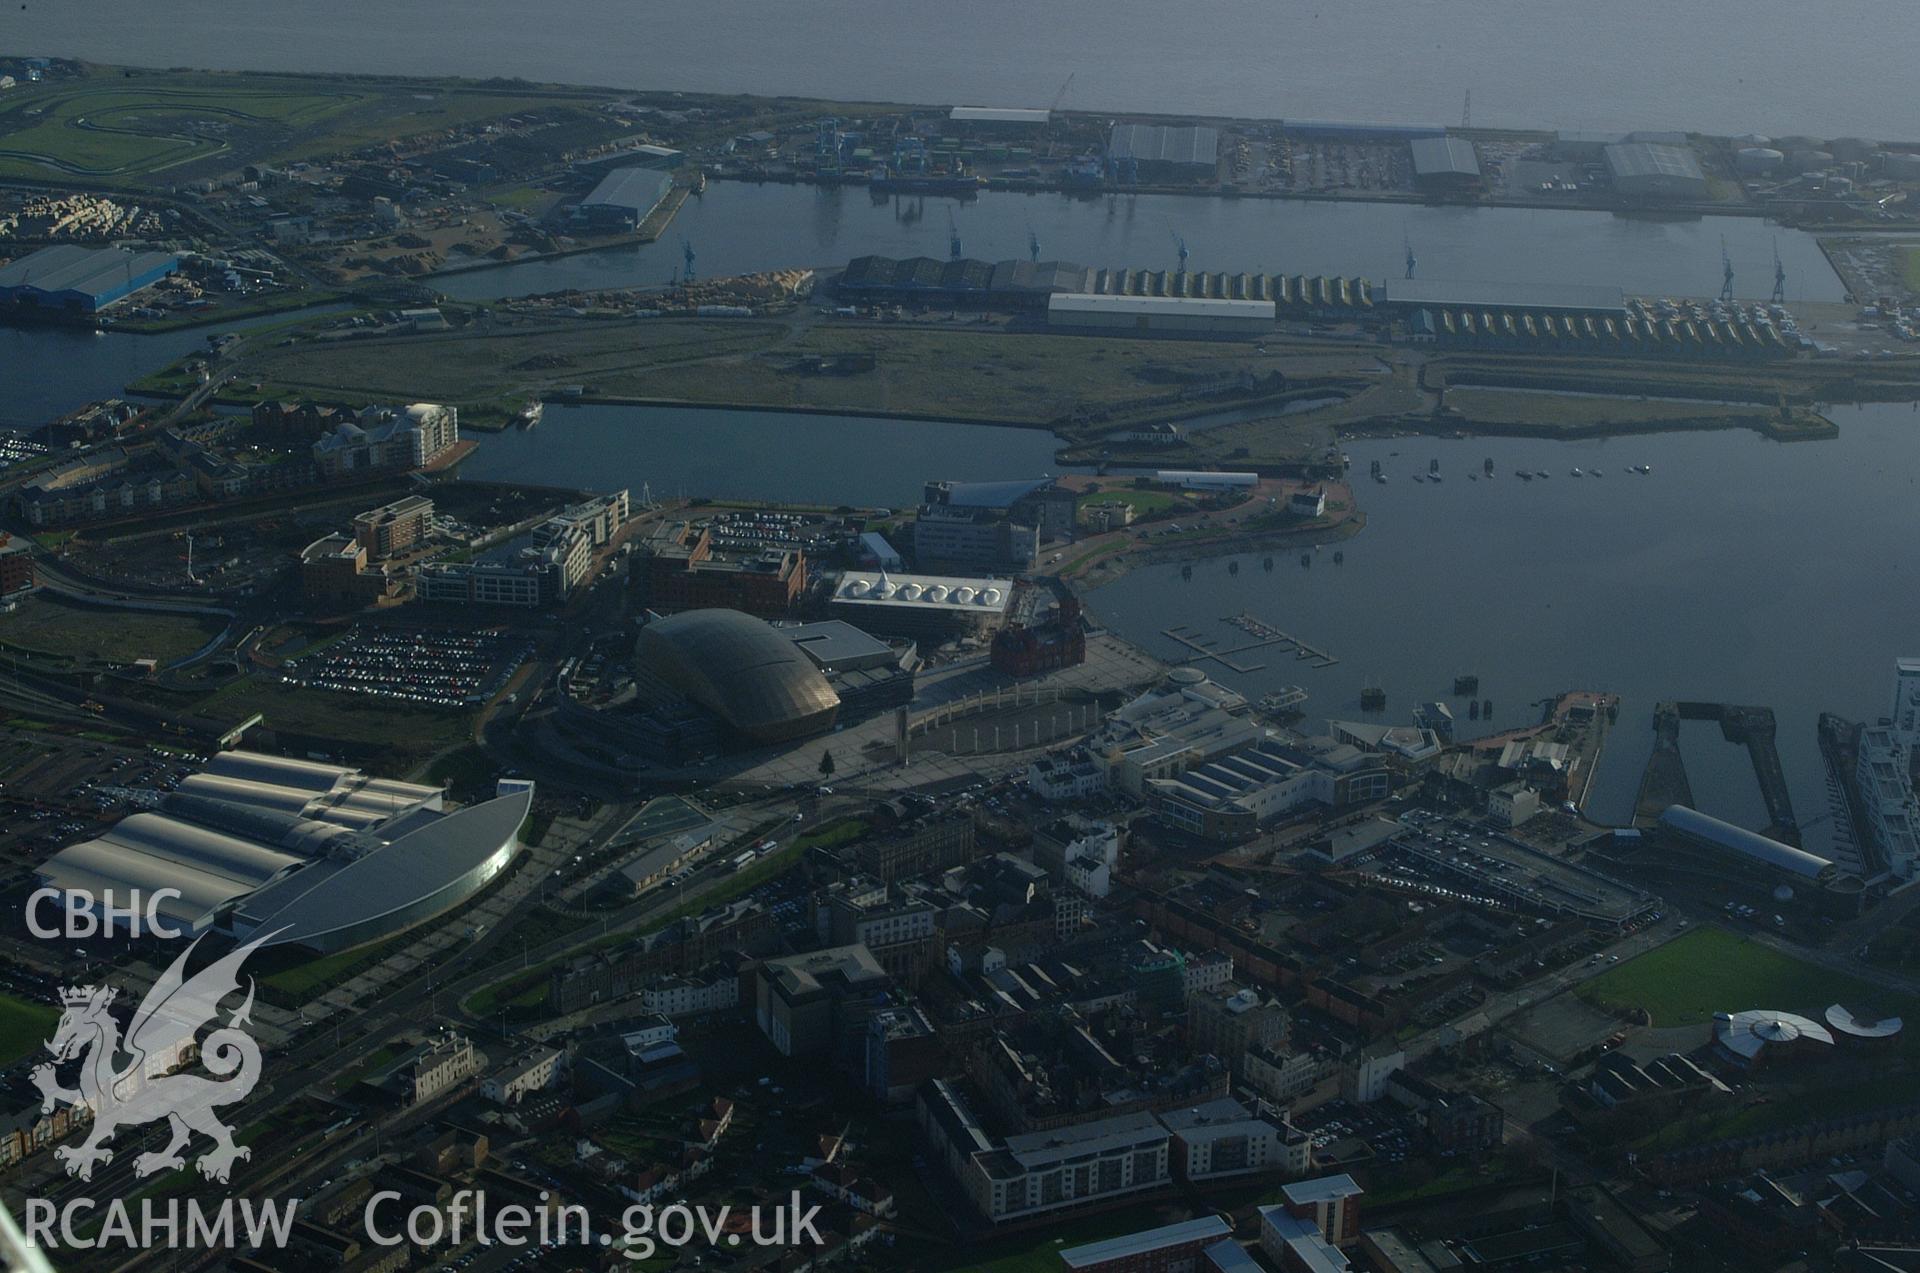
[830,569,1012,638]
[1048,293,1277,335]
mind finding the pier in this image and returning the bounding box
[1632,700,1799,842]
[1161,613,1339,674]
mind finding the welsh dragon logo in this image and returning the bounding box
[30,930,281,1184]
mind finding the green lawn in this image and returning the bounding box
[190,677,474,771]
[1444,386,1768,432]
[1577,926,1915,1031]
[0,70,582,182]
[0,84,357,176]
[0,992,59,1065]
[0,594,226,667]
[260,928,413,998]
[1899,244,1920,293]
[1076,488,1183,517]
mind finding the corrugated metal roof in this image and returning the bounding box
[1059,1217,1230,1269]
[950,107,1051,124]
[1049,293,1274,318]
[1381,279,1628,314]
[1605,142,1705,181]
[0,244,177,298]
[1108,123,1220,167]
[244,788,532,947]
[582,166,674,212]
[1410,136,1482,178]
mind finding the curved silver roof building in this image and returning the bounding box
[233,786,531,954]
[1713,1009,1835,1064]
[1657,805,1836,882]
[1825,1003,1904,1041]
[37,750,529,956]
[637,609,839,744]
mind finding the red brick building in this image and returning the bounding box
[641,522,805,617]
[0,534,34,596]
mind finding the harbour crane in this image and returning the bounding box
[948,208,962,261]
[682,238,697,284]
[1170,230,1188,272]
[1719,235,1735,304]
[1049,72,1075,115]
[1404,236,1417,280]
[1771,238,1787,305]
[1028,225,1041,262]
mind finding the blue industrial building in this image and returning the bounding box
[576,167,675,231]
[0,244,180,314]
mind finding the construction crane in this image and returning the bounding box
[948,208,962,261]
[1170,230,1188,272]
[1049,72,1075,115]
[1404,236,1417,280]
[1719,236,1735,304]
[1461,88,1471,130]
[682,237,697,285]
[1771,238,1787,305]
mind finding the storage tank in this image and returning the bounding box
[1788,149,1834,170]
[1736,147,1785,175]
[1828,136,1879,161]
[1732,133,1773,148]
[1882,152,1920,181]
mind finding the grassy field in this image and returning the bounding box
[0,68,595,182]
[259,926,416,998]
[1166,370,1426,463]
[217,315,1374,437]
[618,325,1361,433]
[0,77,361,177]
[1576,926,1914,1030]
[1444,386,1770,432]
[1,594,226,667]
[198,318,784,409]
[0,991,59,1065]
[187,677,473,773]
[1076,487,1183,517]
[1900,245,1920,293]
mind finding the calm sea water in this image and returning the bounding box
[459,400,1920,852]
[1084,404,1920,851]
[0,326,211,432]
[6,0,1917,138]
[437,184,1844,303]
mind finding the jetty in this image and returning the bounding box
[1161,613,1339,673]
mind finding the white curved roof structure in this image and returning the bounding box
[38,813,305,931]
[235,787,532,953]
[36,749,471,944]
[1658,806,1835,881]
[1825,1003,1904,1040]
[1713,1009,1835,1062]
[203,749,353,792]
[832,570,1014,616]
[181,750,440,827]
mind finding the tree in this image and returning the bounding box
[819,749,835,777]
